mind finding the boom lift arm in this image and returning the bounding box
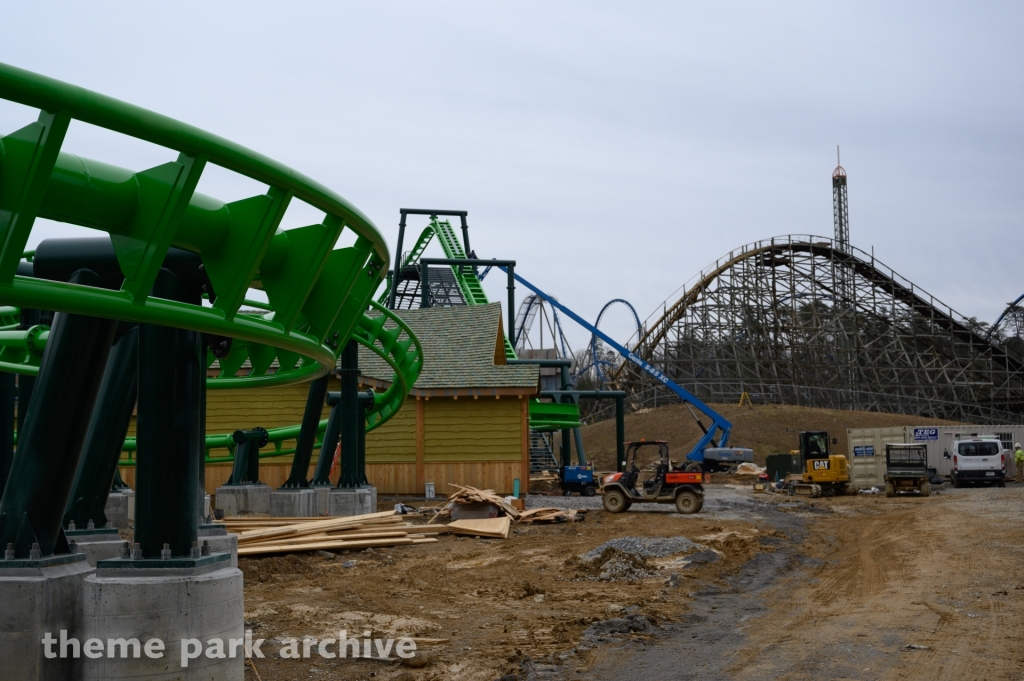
[498,267,733,464]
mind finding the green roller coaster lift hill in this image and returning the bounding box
[0,61,423,461]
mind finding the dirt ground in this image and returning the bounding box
[580,402,960,468]
[239,482,1024,680]
[239,488,768,681]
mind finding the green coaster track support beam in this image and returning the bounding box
[225,428,269,486]
[0,268,117,558]
[280,374,330,489]
[135,268,203,559]
[311,392,344,486]
[63,325,138,530]
[0,373,12,496]
[337,340,361,489]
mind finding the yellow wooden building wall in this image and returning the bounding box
[365,394,529,495]
[120,381,530,498]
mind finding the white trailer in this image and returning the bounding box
[847,424,1024,488]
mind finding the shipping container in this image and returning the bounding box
[847,424,1024,486]
[847,427,907,489]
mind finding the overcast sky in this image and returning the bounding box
[2,2,1022,349]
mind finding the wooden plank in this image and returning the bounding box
[256,530,410,546]
[238,536,416,556]
[447,517,511,539]
[236,511,398,543]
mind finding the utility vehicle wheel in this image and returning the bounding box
[684,463,702,473]
[692,495,705,513]
[603,489,629,513]
[675,490,701,514]
[885,482,895,498]
[583,484,597,497]
[920,481,930,497]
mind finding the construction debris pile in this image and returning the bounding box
[429,484,586,538]
[220,510,444,557]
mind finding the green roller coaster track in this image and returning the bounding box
[377,216,516,359]
[0,62,423,463]
[374,216,582,437]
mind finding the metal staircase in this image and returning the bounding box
[529,431,559,473]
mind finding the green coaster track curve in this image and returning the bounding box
[0,62,423,462]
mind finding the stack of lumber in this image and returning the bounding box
[517,507,587,524]
[219,511,445,557]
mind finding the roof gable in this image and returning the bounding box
[356,303,538,391]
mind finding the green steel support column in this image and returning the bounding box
[311,391,342,486]
[0,373,13,497]
[135,268,203,559]
[198,359,207,517]
[572,415,586,466]
[615,395,625,473]
[355,390,373,486]
[15,373,31,444]
[337,340,360,488]
[281,374,330,488]
[0,269,117,557]
[560,424,572,468]
[63,325,138,529]
[15,308,47,438]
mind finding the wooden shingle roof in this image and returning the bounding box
[356,303,538,393]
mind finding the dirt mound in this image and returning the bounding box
[581,402,960,469]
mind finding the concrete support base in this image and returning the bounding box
[82,562,243,680]
[328,485,377,517]
[313,485,331,516]
[214,484,270,515]
[270,488,318,517]
[68,530,124,567]
[198,526,239,568]
[0,555,93,681]
[104,490,133,529]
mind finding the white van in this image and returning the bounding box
[943,437,1007,488]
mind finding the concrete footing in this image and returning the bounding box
[270,488,318,517]
[199,525,239,568]
[68,529,124,567]
[313,485,331,515]
[104,490,133,529]
[0,554,93,681]
[214,484,270,515]
[82,559,243,680]
[328,485,377,517]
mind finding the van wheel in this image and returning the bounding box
[885,482,895,497]
[998,478,1006,488]
[675,490,701,514]
[603,489,629,513]
[952,475,961,488]
[920,481,930,497]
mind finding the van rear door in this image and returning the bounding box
[954,441,1002,478]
